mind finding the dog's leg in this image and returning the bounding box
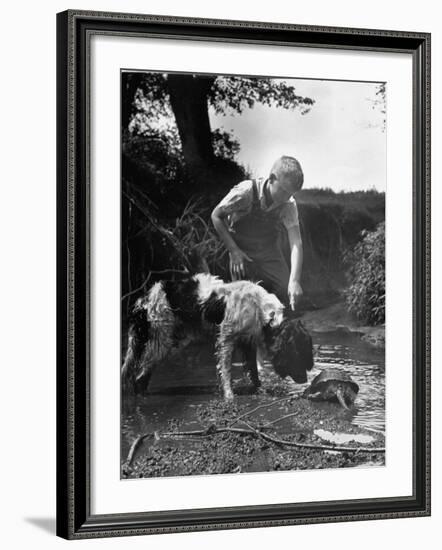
[134,324,173,395]
[134,359,157,395]
[216,328,235,401]
[256,334,271,374]
[237,339,260,390]
[134,346,161,395]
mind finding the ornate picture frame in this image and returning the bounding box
[56,9,430,539]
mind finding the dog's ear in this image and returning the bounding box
[260,292,285,327]
[268,319,314,383]
[293,320,314,373]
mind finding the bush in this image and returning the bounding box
[344,222,385,325]
[166,198,229,277]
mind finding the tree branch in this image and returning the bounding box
[124,424,385,468]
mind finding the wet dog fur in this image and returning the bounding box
[121,273,313,400]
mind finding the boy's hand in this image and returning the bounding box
[229,249,252,280]
[288,280,303,311]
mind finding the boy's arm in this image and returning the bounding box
[211,205,252,279]
[211,205,240,254]
[286,224,304,310]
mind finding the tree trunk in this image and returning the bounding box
[167,74,216,185]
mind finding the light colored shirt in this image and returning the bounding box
[216,177,300,230]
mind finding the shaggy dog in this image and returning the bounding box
[121,273,313,400]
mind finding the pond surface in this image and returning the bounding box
[308,329,385,434]
[121,328,385,461]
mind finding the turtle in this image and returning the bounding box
[302,369,359,409]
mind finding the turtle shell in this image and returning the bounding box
[309,369,359,394]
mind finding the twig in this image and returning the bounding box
[239,429,384,454]
[121,273,152,302]
[356,425,385,436]
[125,433,153,467]
[121,269,189,302]
[126,202,132,315]
[237,419,269,444]
[228,395,297,427]
[124,425,385,467]
[123,180,159,212]
[122,190,190,269]
[263,412,299,427]
[151,269,189,276]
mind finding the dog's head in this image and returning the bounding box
[264,318,314,383]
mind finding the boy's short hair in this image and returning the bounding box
[270,156,304,189]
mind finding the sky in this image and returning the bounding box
[209,78,386,192]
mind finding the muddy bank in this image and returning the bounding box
[122,389,385,479]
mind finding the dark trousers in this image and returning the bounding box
[231,244,290,307]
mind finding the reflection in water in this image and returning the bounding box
[121,329,385,458]
[304,331,385,433]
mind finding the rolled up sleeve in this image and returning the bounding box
[216,180,253,217]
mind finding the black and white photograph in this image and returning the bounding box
[120,71,387,478]
[1,0,437,545]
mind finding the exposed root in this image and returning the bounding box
[124,424,385,468]
[227,395,297,427]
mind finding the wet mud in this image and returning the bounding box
[121,302,385,479]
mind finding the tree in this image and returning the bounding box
[368,82,386,132]
[123,72,314,185]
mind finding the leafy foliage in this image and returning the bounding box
[125,73,314,124]
[208,76,314,115]
[123,129,184,191]
[121,194,230,314]
[211,128,241,160]
[166,198,229,276]
[123,73,314,164]
[344,222,385,325]
[368,82,386,132]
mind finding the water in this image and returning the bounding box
[121,328,385,460]
[306,329,385,433]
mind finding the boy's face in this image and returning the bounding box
[270,172,302,204]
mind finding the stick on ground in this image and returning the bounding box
[124,424,385,468]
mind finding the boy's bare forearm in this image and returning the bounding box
[211,212,241,254]
[289,242,303,282]
[286,225,303,283]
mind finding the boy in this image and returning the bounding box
[211,155,304,311]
